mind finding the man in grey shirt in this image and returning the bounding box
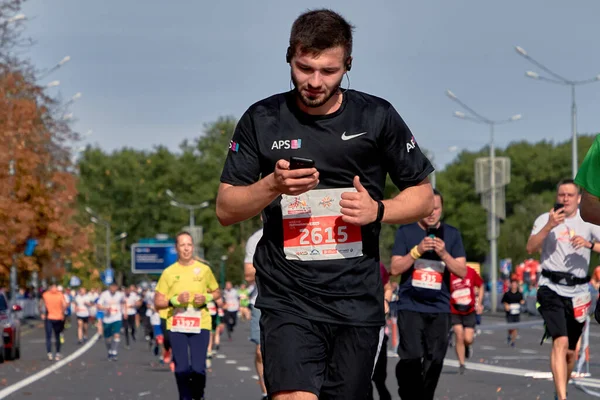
[526,179,600,400]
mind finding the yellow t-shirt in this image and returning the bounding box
[156,260,218,331]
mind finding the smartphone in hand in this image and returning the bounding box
[426,226,439,239]
[554,203,565,212]
[289,157,315,170]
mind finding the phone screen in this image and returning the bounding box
[289,157,315,170]
[554,203,565,212]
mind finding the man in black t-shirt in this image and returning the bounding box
[216,9,435,400]
[502,279,524,347]
[390,189,467,400]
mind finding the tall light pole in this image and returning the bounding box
[165,189,210,227]
[85,207,111,272]
[446,90,522,312]
[515,46,600,178]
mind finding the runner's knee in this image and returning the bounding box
[553,336,569,351]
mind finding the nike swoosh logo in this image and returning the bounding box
[341,132,367,141]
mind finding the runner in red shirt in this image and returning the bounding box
[450,266,484,374]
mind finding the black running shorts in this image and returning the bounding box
[259,309,383,400]
[396,310,450,360]
[537,286,585,350]
[451,312,476,329]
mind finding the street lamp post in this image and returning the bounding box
[515,46,600,178]
[165,189,210,228]
[86,207,111,272]
[446,90,522,313]
[219,255,228,289]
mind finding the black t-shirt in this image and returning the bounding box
[502,290,523,316]
[220,89,433,326]
[392,222,466,313]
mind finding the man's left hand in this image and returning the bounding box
[433,238,448,258]
[340,176,377,226]
[570,235,590,250]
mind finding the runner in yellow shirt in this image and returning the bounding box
[155,232,220,400]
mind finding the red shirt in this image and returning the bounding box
[450,267,483,315]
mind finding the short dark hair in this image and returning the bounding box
[289,9,355,62]
[557,178,580,194]
[175,231,193,245]
[433,188,444,208]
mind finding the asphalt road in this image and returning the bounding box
[2,314,600,399]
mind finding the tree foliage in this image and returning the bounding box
[0,0,91,287]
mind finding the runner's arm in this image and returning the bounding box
[208,288,221,302]
[390,254,416,276]
[477,284,485,310]
[154,292,169,311]
[381,178,434,225]
[244,263,256,284]
[526,225,552,254]
[442,255,467,279]
[216,178,280,226]
[580,190,600,225]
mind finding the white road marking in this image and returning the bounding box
[252,375,259,380]
[492,356,548,361]
[237,366,251,372]
[0,333,100,398]
[225,360,237,364]
[480,346,496,351]
[216,354,226,359]
[518,349,538,354]
[444,359,600,389]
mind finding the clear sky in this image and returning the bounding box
[20,0,600,169]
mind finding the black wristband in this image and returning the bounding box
[375,200,385,223]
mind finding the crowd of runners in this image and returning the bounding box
[32,7,600,400]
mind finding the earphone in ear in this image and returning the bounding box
[345,60,352,71]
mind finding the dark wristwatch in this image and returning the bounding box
[375,200,385,223]
[589,240,596,250]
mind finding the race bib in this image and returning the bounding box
[572,292,592,323]
[281,188,363,261]
[509,303,521,315]
[171,307,202,334]
[412,259,445,290]
[451,288,472,305]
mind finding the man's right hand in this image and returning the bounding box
[271,159,319,196]
[417,236,436,255]
[177,292,190,304]
[547,207,565,229]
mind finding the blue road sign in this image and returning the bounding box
[131,244,178,274]
[24,239,38,256]
[101,268,114,285]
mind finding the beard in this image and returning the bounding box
[291,71,343,109]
